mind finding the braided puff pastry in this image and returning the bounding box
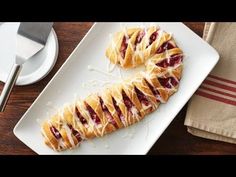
[106,26,177,68]
[41,27,183,152]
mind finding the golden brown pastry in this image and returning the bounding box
[106,26,178,68]
[41,26,184,151]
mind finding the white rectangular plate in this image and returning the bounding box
[14,22,219,154]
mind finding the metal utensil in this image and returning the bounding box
[0,22,53,112]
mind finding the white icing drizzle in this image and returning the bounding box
[67,103,85,139]
[82,80,98,88]
[63,124,75,147]
[46,101,53,106]
[118,68,124,80]
[45,101,58,112]
[85,96,104,137]
[105,144,110,149]
[41,126,57,151]
[47,120,66,150]
[73,101,88,139]
[82,79,115,89]
[87,65,120,79]
[58,138,66,150]
[142,103,152,111]
[130,106,140,122]
[121,114,127,127]
[107,60,117,73]
[154,29,164,50]
[56,105,77,149]
[109,33,120,64]
[139,23,146,29]
[77,100,99,137]
[120,23,129,38]
[156,93,166,103]
[36,118,43,125]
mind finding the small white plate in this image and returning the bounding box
[14,23,219,154]
[0,22,59,86]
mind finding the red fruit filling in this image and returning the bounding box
[156,58,169,68]
[122,90,141,117]
[68,124,82,142]
[156,54,183,68]
[50,126,62,139]
[99,97,118,129]
[122,90,134,111]
[144,79,160,102]
[146,31,158,48]
[169,54,183,66]
[85,102,101,125]
[134,30,145,50]
[149,31,158,45]
[156,41,175,54]
[120,36,128,58]
[134,87,150,106]
[75,106,87,125]
[112,97,125,125]
[158,77,179,89]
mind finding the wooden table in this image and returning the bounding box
[1,22,235,155]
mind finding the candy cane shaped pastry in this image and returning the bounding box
[41,25,184,151]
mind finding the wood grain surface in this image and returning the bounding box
[0,22,235,155]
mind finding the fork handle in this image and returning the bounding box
[0,64,22,112]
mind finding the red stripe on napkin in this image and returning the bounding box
[203,80,236,93]
[200,85,236,99]
[208,74,236,85]
[196,90,236,106]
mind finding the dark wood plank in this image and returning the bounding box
[1,22,235,155]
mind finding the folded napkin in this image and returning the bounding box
[185,22,236,144]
